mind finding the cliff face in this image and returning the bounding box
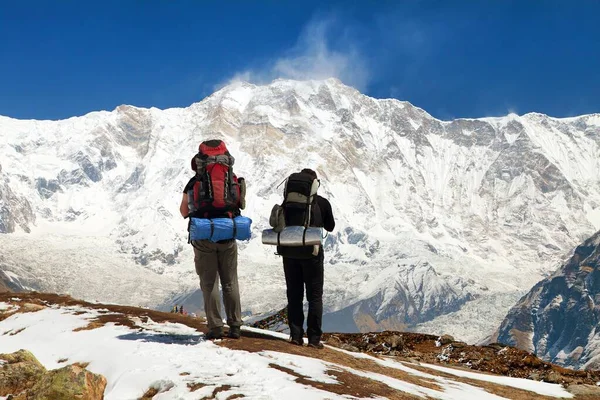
[495,231,600,369]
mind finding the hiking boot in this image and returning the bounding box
[308,337,324,349]
[228,326,241,339]
[307,342,324,349]
[289,337,304,346]
[205,327,224,340]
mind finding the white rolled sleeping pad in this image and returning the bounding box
[262,226,323,246]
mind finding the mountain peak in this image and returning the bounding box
[2,77,600,353]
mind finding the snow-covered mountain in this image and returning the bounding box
[0,269,25,293]
[493,230,600,370]
[1,78,599,343]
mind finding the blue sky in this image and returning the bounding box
[1,1,599,120]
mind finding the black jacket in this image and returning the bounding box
[313,195,335,232]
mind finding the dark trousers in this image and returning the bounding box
[283,252,324,342]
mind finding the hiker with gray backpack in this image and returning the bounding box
[179,139,251,340]
[263,168,335,348]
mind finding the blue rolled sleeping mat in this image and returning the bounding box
[189,216,252,242]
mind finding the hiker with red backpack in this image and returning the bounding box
[265,168,335,348]
[179,139,250,340]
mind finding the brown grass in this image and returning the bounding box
[0,292,210,334]
[2,291,596,400]
[73,321,106,332]
[407,362,569,400]
[187,382,206,392]
[194,384,238,399]
[139,387,159,399]
[204,385,233,399]
[269,363,416,400]
[224,336,441,392]
[9,327,26,335]
[0,311,17,323]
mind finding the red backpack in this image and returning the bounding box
[187,140,246,218]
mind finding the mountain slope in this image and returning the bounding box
[0,273,12,293]
[1,79,600,342]
[1,292,595,400]
[0,269,26,293]
[493,230,600,370]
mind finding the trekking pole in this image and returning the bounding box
[275,177,287,190]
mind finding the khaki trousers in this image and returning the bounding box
[193,240,242,330]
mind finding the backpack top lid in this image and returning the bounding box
[199,139,228,156]
[191,139,234,171]
[284,171,319,204]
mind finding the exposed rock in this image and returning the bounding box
[566,384,600,398]
[113,105,153,157]
[24,364,107,400]
[0,350,46,396]
[324,335,343,347]
[0,271,25,293]
[339,344,361,353]
[495,230,600,369]
[20,303,46,313]
[35,178,62,199]
[437,335,454,346]
[64,207,84,222]
[118,165,146,193]
[57,168,89,186]
[250,307,288,331]
[321,330,600,385]
[0,347,106,400]
[133,247,178,266]
[72,151,103,183]
[389,334,405,350]
[545,371,563,384]
[528,372,540,381]
[0,272,13,293]
[0,182,35,233]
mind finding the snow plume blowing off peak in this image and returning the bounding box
[219,16,369,91]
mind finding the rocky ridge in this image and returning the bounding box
[494,230,600,370]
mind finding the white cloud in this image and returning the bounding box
[217,17,369,91]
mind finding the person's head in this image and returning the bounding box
[300,168,317,179]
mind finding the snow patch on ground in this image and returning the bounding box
[0,302,576,399]
[420,363,573,398]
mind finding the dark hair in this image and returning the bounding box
[300,168,317,179]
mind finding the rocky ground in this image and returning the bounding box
[323,331,600,386]
[251,306,600,386]
[0,349,106,400]
[2,292,600,399]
